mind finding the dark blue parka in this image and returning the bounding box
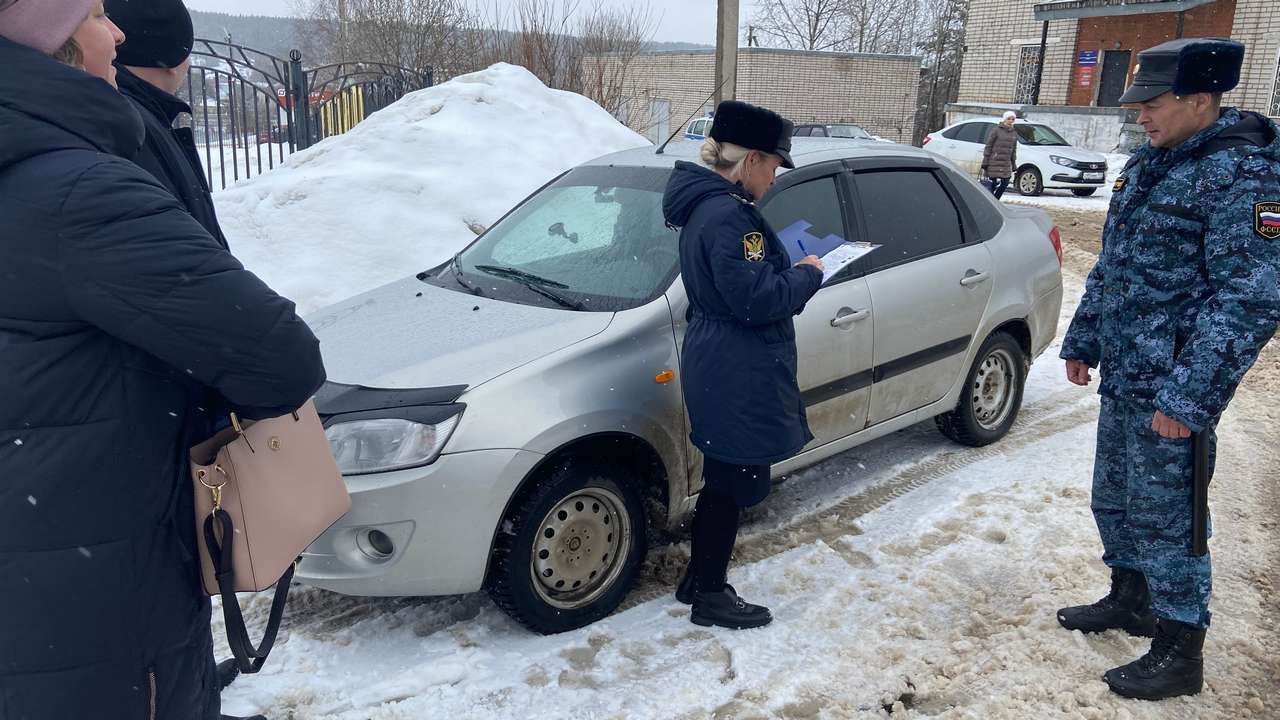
[116,65,229,250]
[0,38,325,720]
[663,161,822,468]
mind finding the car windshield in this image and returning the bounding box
[1015,123,1070,146]
[444,166,677,312]
[828,124,871,139]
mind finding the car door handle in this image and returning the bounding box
[831,308,871,327]
[960,270,990,287]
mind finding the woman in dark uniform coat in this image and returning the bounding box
[662,101,824,629]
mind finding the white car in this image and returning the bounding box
[924,118,1108,197]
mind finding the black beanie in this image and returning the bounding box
[107,0,195,69]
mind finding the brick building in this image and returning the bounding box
[595,48,922,145]
[957,0,1280,115]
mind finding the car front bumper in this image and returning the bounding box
[295,448,544,597]
[1047,170,1106,188]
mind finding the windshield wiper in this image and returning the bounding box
[451,252,483,296]
[472,264,585,310]
[473,264,571,289]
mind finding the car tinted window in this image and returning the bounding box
[854,170,964,270]
[941,125,963,139]
[794,126,813,137]
[760,176,847,266]
[456,166,677,311]
[938,166,1004,241]
[1015,123,1070,146]
[956,122,991,144]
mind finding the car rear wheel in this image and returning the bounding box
[1072,188,1097,197]
[1016,166,1043,196]
[935,332,1027,447]
[487,458,647,634]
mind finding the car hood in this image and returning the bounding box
[1025,143,1106,163]
[306,278,614,389]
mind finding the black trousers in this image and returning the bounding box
[989,176,1011,199]
[690,458,769,592]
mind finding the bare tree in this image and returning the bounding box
[292,0,480,72]
[751,0,847,51]
[578,1,658,118]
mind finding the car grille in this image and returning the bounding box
[1080,162,1106,171]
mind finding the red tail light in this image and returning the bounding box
[1049,226,1063,266]
[922,135,932,146]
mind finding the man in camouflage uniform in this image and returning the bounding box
[1057,37,1280,700]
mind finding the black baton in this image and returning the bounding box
[1191,430,1210,557]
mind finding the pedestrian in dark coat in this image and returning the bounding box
[107,0,228,249]
[982,111,1018,199]
[662,100,824,629]
[0,4,325,720]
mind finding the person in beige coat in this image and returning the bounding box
[983,111,1019,198]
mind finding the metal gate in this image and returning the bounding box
[1013,46,1042,105]
[179,40,432,190]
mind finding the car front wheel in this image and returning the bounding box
[487,458,647,634]
[1072,188,1097,197]
[1016,166,1043,196]
[935,332,1027,447]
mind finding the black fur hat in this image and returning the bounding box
[708,100,796,169]
[1119,38,1244,104]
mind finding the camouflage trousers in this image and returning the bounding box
[1091,396,1215,628]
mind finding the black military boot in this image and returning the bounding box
[221,715,267,720]
[1057,567,1157,637]
[1104,618,1206,700]
[690,586,772,629]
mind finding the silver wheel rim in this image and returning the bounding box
[972,348,1017,430]
[531,487,631,610]
[1019,172,1038,194]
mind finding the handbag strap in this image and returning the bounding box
[203,509,292,674]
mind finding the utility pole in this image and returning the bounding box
[338,0,348,64]
[714,0,739,105]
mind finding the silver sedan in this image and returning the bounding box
[296,138,1065,634]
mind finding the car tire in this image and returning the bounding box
[935,332,1027,447]
[1072,188,1097,197]
[487,457,647,634]
[1016,166,1043,196]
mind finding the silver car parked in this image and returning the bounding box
[297,139,1065,634]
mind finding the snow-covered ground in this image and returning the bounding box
[208,63,649,315]
[1002,153,1130,213]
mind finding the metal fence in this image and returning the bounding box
[178,40,433,190]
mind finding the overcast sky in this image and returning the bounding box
[185,0,723,45]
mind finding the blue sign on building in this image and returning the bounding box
[1078,50,1100,66]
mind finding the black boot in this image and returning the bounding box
[221,715,267,720]
[690,585,772,629]
[1104,618,1205,700]
[1057,567,1157,637]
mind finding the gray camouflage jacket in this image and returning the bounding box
[1061,108,1280,432]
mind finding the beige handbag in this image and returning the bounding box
[190,399,350,672]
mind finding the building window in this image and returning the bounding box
[1014,46,1042,104]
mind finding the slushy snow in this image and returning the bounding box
[215,63,650,315]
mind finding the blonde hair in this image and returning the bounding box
[699,138,751,177]
[53,37,83,67]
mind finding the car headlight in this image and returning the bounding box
[1050,155,1077,168]
[325,414,461,475]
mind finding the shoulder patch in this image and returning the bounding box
[1256,201,1280,240]
[1113,175,1127,192]
[743,232,765,261]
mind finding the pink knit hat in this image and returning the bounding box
[0,0,99,55]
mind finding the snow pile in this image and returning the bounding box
[1005,153,1130,211]
[212,63,649,314]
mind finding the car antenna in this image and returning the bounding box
[654,75,733,157]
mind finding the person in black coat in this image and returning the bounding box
[662,101,824,629]
[0,5,325,720]
[106,0,228,249]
